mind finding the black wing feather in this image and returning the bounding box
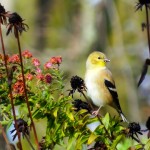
[104,79,122,113]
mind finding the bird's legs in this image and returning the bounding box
[92,106,102,116]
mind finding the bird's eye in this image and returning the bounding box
[98,57,101,59]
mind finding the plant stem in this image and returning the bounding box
[15,30,40,150]
[145,5,150,56]
[24,134,35,150]
[0,23,23,150]
[0,123,9,145]
[80,90,113,141]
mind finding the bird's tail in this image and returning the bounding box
[120,112,128,123]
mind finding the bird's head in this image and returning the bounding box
[86,51,110,69]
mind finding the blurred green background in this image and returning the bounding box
[1,0,150,149]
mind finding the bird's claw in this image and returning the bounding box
[92,110,99,116]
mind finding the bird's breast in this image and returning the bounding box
[85,68,110,107]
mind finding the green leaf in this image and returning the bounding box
[87,133,99,145]
[76,109,88,116]
[145,139,150,150]
[67,112,74,121]
[135,144,144,149]
[67,137,75,150]
[53,107,58,117]
[102,113,110,129]
[111,134,124,149]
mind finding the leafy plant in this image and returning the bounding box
[0,1,150,150]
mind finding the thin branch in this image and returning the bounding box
[15,30,40,150]
[0,23,23,150]
[24,134,35,150]
[0,123,9,145]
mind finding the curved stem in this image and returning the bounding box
[15,30,40,149]
[0,23,23,150]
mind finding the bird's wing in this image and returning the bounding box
[104,79,122,113]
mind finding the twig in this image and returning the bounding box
[15,30,40,150]
[0,23,23,150]
[24,134,35,150]
[0,123,9,145]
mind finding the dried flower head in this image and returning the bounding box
[94,141,107,150]
[44,73,52,84]
[0,3,7,24]
[127,122,142,141]
[72,99,91,113]
[6,12,29,37]
[136,0,150,11]
[69,75,86,97]
[10,118,29,141]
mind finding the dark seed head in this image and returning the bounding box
[70,75,85,90]
[128,122,141,132]
[0,4,6,14]
[10,118,29,141]
[94,141,107,150]
[139,0,150,5]
[8,13,23,24]
[127,122,142,140]
[72,99,91,112]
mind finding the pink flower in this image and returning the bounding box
[26,73,33,80]
[56,56,62,64]
[32,58,40,66]
[22,50,32,59]
[36,67,42,73]
[45,73,52,84]
[8,54,20,63]
[36,73,44,81]
[44,61,52,69]
[13,80,24,95]
[49,56,62,65]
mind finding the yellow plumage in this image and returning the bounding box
[85,51,127,122]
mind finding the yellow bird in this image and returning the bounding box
[85,51,128,122]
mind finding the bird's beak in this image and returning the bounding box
[104,58,110,62]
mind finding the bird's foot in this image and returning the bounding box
[92,110,100,116]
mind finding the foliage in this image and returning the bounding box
[0,1,150,150]
[0,50,149,149]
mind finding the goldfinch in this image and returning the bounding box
[85,51,128,122]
